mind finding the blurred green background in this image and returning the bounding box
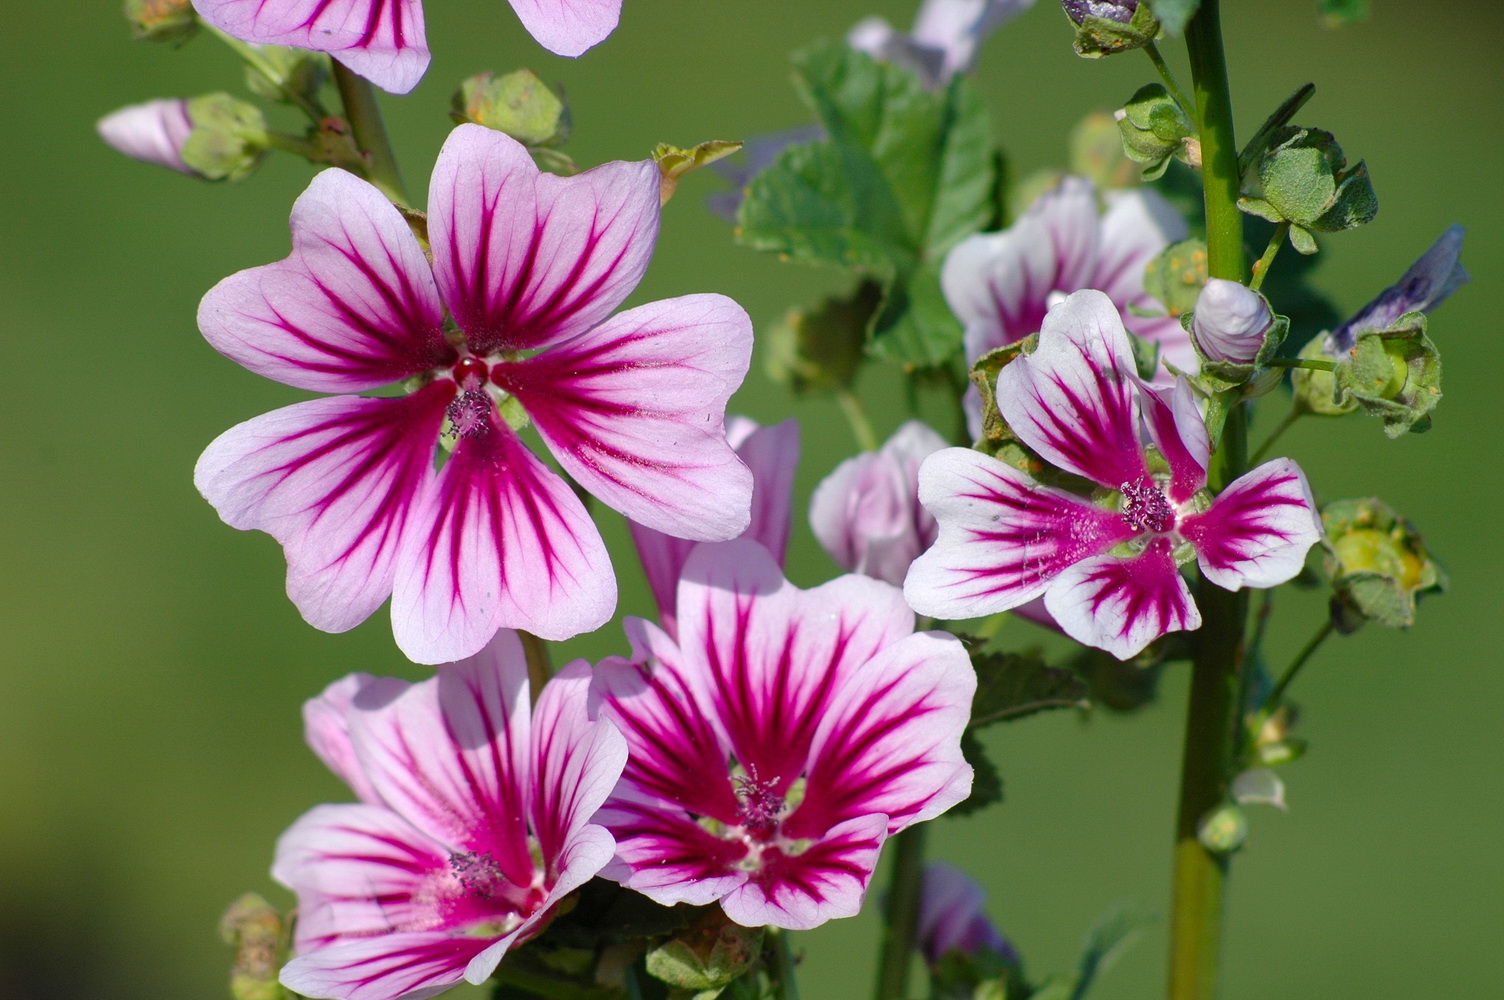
[2,1,1500,997]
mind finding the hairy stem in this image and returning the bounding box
[332,62,408,206]
[519,630,554,702]
[1249,222,1289,291]
[1171,4,1247,998]
[873,824,926,1000]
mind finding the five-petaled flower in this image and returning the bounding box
[191,0,622,94]
[592,539,975,930]
[195,124,753,664]
[905,289,1322,659]
[274,630,628,1000]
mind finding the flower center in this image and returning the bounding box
[1119,477,1175,533]
[733,766,785,840]
[449,850,510,900]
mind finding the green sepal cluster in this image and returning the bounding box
[1320,497,1446,631]
[243,46,328,109]
[1331,313,1442,437]
[644,909,765,999]
[125,0,197,43]
[1289,335,1353,417]
[180,93,268,182]
[219,893,292,1000]
[1068,3,1163,58]
[764,281,880,394]
[1196,802,1249,854]
[655,140,743,205]
[1239,126,1377,254]
[1116,83,1195,180]
[451,70,571,148]
[737,40,999,369]
[929,942,1027,1000]
[1142,237,1207,321]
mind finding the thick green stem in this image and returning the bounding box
[873,824,926,1000]
[332,62,408,205]
[773,929,803,1000]
[1171,4,1247,999]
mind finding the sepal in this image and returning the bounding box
[451,70,571,149]
[644,909,764,995]
[181,92,268,181]
[766,282,880,394]
[1116,83,1194,179]
[244,46,328,108]
[127,0,197,42]
[1330,313,1442,437]
[1320,497,1446,631]
[1063,2,1162,58]
[1240,126,1377,253]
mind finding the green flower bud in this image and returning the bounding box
[1321,497,1445,631]
[244,45,328,108]
[765,281,879,394]
[1061,1,1162,58]
[180,93,268,182]
[1331,313,1442,437]
[1291,334,1356,417]
[1198,803,1249,854]
[125,0,197,42]
[451,70,570,148]
[1116,83,1194,179]
[1241,126,1377,252]
[219,893,288,1000]
[645,909,765,993]
[1142,238,1208,322]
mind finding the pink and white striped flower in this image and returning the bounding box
[628,415,800,638]
[905,290,1321,659]
[192,0,621,94]
[274,631,628,1000]
[195,124,753,663]
[592,539,975,930]
[942,177,1192,435]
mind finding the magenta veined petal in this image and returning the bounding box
[596,784,752,907]
[495,294,754,540]
[194,386,451,635]
[191,0,431,95]
[199,168,453,393]
[96,98,195,174]
[390,418,616,663]
[1136,377,1209,503]
[280,931,495,1000]
[1045,538,1201,659]
[719,814,890,931]
[506,0,622,57]
[303,672,409,805]
[904,447,1135,621]
[995,289,1148,489]
[428,126,659,355]
[1180,458,1322,591]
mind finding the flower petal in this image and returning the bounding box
[96,98,194,174]
[628,417,799,631]
[918,862,1014,966]
[304,672,411,804]
[719,814,889,931]
[1136,377,1208,503]
[1095,187,1188,316]
[596,783,751,907]
[676,540,918,791]
[280,931,492,1000]
[428,125,659,354]
[995,288,1148,488]
[790,630,974,837]
[1329,224,1469,354]
[198,168,451,392]
[529,661,628,872]
[348,634,535,884]
[191,0,430,94]
[1044,538,1200,659]
[194,387,450,634]
[495,294,753,539]
[506,0,621,57]
[904,448,1134,620]
[1179,458,1321,591]
[390,421,615,662]
[942,218,1058,362]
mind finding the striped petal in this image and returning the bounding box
[1096,187,1195,372]
[596,784,751,907]
[198,168,452,392]
[194,386,450,635]
[493,293,754,540]
[390,419,615,663]
[904,448,1134,620]
[428,125,659,355]
[280,932,494,1000]
[191,0,430,95]
[303,672,410,805]
[995,288,1148,489]
[1044,537,1200,659]
[719,814,889,931]
[1179,458,1322,591]
[1136,377,1209,504]
[506,0,621,57]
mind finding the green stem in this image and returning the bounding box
[1262,619,1335,716]
[873,824,926,1000]
[1248,406,1302,466]
[1171,5,1247,998]
[249,129,318,159]
[207,26,328,122]
[1248,222,1289,291]
[1265,358,1335,372]
[332,62,408,205]
[835,388,880,452]
[1144,42,1197,118]
[519,630,554,702]
[773,929,803,1000]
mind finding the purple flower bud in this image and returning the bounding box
[918,862,1019,967]
[1061,0,1138,24]
[1191,278,1274,365]
[96,99,195,175]
[850,0,1035,89]
[1326,225,1468,354]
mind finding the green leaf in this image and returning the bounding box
[969,650,1089,729]
[950,730,1004,816]
[867,261,964,369]
[1073,904,1154,997]
[1319,0,1370,27]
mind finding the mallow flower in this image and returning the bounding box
[592,539,975,930]
[97,98,195,175]
[274,630,628,1000]
[1324,224,1468,355]
[195,124,753,664]
[629,416,800,638]
[848,0,1036,90]
[809,420,948,588]
[942,176,1192,434]
[917,862,1018,968]
[905,290,1322,659]
[192,0,621,94]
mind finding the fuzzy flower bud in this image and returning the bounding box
[97,98,195,175]
[125,0,197,42]
[1191,278,1274,365]
[1061,0,1137,24]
